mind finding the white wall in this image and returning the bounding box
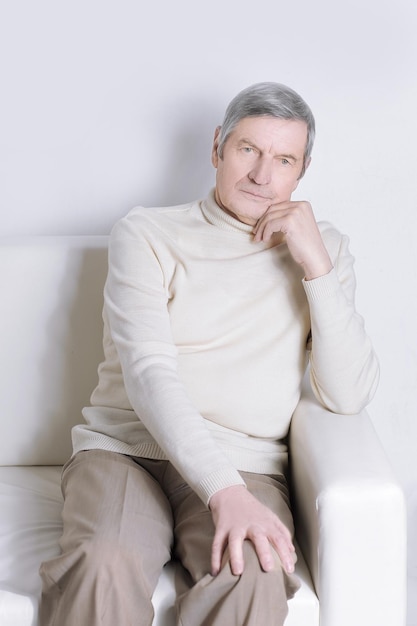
[1,0,416,620]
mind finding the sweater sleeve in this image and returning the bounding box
[104,215,245,504]
[303,231,380,414]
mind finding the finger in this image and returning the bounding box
[253,209,277,239]
[227,533,245,576]
[211,531,227,577]
[270,531,296,574]
[253,224,266,242]
[253,216,276,242]
[253,207,292,242]
[251,533,276,572]
[254,218,284,243]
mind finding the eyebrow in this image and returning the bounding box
[276,153,299,162]
[236,138,258,151]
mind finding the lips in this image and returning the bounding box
[240,189,272,201]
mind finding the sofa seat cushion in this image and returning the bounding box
[0,466,318,626]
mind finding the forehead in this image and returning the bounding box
[228,116,308,155]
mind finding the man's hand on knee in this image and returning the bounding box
[208,485,295,577]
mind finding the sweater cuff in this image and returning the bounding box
[197,467,246,506]
[302,267,340,302]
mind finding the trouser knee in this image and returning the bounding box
[40,540,156,626]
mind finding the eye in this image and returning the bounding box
[241,146,254,153]
[281,158,290,165]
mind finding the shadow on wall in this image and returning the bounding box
[144,96,220,208]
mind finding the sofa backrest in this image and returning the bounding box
[0,236,108,466]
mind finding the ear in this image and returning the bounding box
[211,126,221,168]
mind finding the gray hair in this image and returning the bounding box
[217,82,315,178]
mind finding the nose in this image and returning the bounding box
[248,156,272,185]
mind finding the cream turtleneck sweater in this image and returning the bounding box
[73,190,379,504]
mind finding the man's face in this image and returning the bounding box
[212,116,309,226]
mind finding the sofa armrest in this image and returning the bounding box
[289,385,407,626]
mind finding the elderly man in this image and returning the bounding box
[39,82,379,626]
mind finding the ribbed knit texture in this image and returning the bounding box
[73,190,379,504]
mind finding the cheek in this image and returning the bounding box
[217,163,241,192]
[229,164,249,190]
[273,173,300,198]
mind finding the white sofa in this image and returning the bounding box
[0,236,407,626]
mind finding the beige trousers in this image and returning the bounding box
[39,449,299,626]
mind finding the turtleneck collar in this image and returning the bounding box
[201,189,255,235]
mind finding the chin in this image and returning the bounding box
[235,210,265,226]
[240,203,269,221]
[221,195,268,225]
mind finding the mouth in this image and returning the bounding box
[241,189,272,202]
